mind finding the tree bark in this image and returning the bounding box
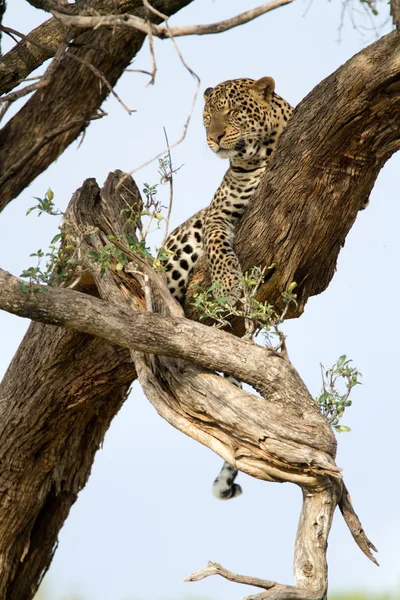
[0,0,193,211]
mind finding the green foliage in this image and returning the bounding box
[359,0,379,17]
[88,235,153,278]
[192,267,297,342]
[140,155,182,242]
[316,355,362,432]
[26,188,63,217]
[19,229,71,292]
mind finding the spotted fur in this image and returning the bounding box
[160,77,293,498]
[162,76,293,302]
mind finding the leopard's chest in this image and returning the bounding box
[207,169,264,228]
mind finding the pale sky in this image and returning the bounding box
[1,1,399,599]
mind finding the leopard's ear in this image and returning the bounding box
[250,77,275,102]
[204,87,214,99]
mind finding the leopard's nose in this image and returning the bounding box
[209,132,224,145]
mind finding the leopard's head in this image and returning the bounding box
[203,77,291,163]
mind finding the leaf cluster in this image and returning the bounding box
[192,267,298,342]
[316,355,362,432]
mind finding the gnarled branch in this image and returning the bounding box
[0,170,377,599]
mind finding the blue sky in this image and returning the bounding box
[1,1,399,599]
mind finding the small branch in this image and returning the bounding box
[185,561,277,589]
[124,0,201,172]
[128,66,199,175]
[52,0,293,38]
[185,562,325,600]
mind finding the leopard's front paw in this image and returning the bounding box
[215,273,244,306]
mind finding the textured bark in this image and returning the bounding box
[0,0,193,211]
[0,171,377,599]
[391,0,400,28]
[0,326,135,599]
[184,30,400,326]
[0,174,142,599]
[0,16,68,94]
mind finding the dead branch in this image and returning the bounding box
[186,561,324,600]
[51,0,292,38]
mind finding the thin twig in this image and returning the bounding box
[160,127,174,248]
[126,68,153,77]
[142,0,157,84]
[66,52,135,115]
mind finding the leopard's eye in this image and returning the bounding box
[226,108,239,119]
[203,114,211,126]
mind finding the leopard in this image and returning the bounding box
[160,76,293,500]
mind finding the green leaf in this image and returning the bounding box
[318,391,329,403]
[336,354,347,368]
[334,425,351,433]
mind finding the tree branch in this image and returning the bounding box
[186,560,325,600]
[52,0,292,38]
